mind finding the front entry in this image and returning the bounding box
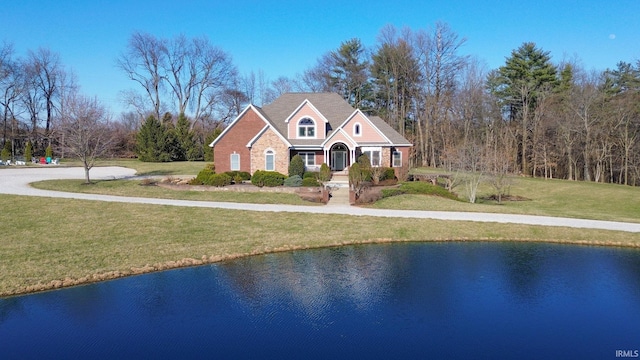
[330,144,348,171]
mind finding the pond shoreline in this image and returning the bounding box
[2,166,640,298]
[4,236,639,299]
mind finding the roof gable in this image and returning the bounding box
[338,109,392,145]
[284,99,329,124]
[247,124,291,148]
[209,104,271,147]
[322,128,357,149]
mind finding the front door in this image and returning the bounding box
[332,150,347,171]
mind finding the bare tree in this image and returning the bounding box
[414,22,468,167]
[58,92,113,183]
[27,48,65,138]
[264,76,294,104]
[568,69,603,181]
[188,37,237,127]
[117,32,166,121]
[0,43,22,145]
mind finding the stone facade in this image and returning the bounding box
[381,147,391,168]
[250,128,290,174]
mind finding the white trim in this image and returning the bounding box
[353,122,362,137]
[337,109,392,145]
[210,104,291,149]
[392,150,402,167]
[230,153,240,171]
[210,104,264,147]
[298,152,316,167]
[361,147,382,167]
[284,99,329,124]
[246,125,292,148]
[321,128,357,149]
[296,117,317,139]
[246,125,269,147]
[264,148,275,171]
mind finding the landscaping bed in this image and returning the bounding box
[155,177,326,202]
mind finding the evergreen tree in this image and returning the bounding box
[329,38,371,108]
[490,42,558,175]
[288,154,305,177]
[204,128,222,162]
[24,141,33,162]
[45,144,53,159]
[1,141,10,162]
[174,113,198,160]
[136,115,170,162]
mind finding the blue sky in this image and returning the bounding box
[2,0,639,115]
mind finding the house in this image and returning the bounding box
[209,92,412,176]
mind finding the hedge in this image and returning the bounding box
[251,170,287,187]
[381,182,459,201]
[284,175,303,187]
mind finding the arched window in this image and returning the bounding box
[298,118,315,138]
[353,123,362,136]
[265,149,275,171]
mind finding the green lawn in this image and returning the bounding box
[371,175,640,223]
[2,161,640,297]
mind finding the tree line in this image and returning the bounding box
[1,23,638,186]
[292,24,640,186]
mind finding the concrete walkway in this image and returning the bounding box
[1,166,639,233]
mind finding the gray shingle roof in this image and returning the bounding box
[259,92,411,147]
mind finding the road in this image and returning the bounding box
[1,166,639,233]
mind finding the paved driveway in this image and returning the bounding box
[1,166,639,233]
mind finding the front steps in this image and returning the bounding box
[325,171,351,206]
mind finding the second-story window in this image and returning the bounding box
[298,118,315,138]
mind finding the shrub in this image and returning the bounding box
[284,175,303,187]
[303,171,318,179]
[349,162,368,198]
[301,177,320,187]
[289,154,305,177]
[380,182,460,201]
[357,154,372,181]
[381,188,405,198]
[224,171,251,181]
[205,163,215,171]
[190,168,215,185]
[251,170,286,187]
[382,167,396,181]
[319,163,331,182]
[205,173,232,187]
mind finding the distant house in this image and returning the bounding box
[209,92,412,175]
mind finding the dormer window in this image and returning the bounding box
[298,118,316,138]
[354,123,362,137]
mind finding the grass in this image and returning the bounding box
[2,194,639,298]
[31,179,319,205]
[371,175,640,223]
[59,158,207,176]
[2,161,640,297]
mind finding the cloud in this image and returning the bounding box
[609,34,616,40]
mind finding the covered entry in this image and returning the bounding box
[329,143,349,171]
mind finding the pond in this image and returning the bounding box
[1,242,639,359]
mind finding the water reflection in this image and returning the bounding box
[1,242,639,359]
